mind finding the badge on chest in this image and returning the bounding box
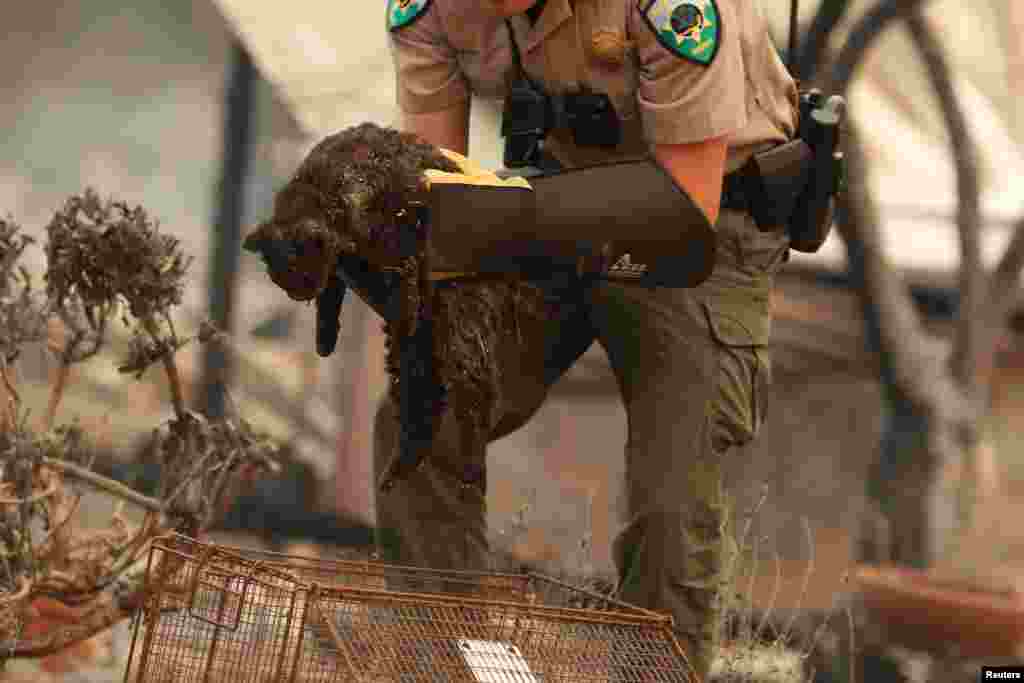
[387,0,431,31]
[639,0,721,65]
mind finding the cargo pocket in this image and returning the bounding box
[702,301,769,453]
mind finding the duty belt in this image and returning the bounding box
[720,169,753,214]
[720,140,812,235]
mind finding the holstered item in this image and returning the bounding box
[788,93,846,253]
[423,159,716,288]
[789,190,836,254]
[741,139,813,231]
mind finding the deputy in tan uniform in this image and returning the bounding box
[378,0,800,678]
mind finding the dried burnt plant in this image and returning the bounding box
[245,122,556,489]
[46,189,192,416]
[0,218,47,383]
[0,190,279,662]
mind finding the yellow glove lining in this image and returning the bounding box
[423,149,533,190]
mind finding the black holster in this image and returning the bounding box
[787,92,845,253]
[730,90,846,254]
[735,139,813,232]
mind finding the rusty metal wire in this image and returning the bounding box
[124,534,695,682]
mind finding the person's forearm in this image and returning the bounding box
[401,101,471,155]
[652,136,728,226]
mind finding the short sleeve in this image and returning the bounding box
[387,1,469,114]
[629,0,747,145]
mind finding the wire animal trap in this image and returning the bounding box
[123,534,695,682]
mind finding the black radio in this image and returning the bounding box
[565,89,621,149]
[501,77,621,169]
[501,76,552,169]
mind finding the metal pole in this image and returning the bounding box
[202,37,256,419]
[788,0,799,73]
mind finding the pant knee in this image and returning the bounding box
[614,504,726,586]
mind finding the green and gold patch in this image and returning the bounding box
[387,0,430,31]
[640,0,721,66]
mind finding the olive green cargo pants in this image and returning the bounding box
[373,210,789,681]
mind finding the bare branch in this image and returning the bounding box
[0,356,19,407]
[825,0,933,95]
[989,215,1024,319]
[0,577,31,607]
[903,13,984,399]
[796,0,852,82]
[39,458,163,514]
[139,318,188,420]
[823,1,981,426]
[26,494,81,559]
[41,364,71,432]
[0,481,59,506]
[816,1,952,412]
[836,125,937,409]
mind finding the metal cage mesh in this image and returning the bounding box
[123,534,694,682]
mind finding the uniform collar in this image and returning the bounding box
[507,0,574,54]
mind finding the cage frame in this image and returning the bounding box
[123,533,695,682]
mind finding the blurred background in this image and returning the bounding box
[3,1,1024,678]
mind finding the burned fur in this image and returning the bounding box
[244,123,459,302]
[246,122,554,464]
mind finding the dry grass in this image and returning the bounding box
[490,484,855,682]
[713,488,848,682]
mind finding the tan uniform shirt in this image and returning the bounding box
[388,0,798,172]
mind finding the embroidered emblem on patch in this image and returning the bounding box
[387,0,430,31]
[640,0,721,65]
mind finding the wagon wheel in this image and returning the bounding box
[725,1,990,681]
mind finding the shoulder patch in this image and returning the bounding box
[387,0,431,31]
[639,0,721,66]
